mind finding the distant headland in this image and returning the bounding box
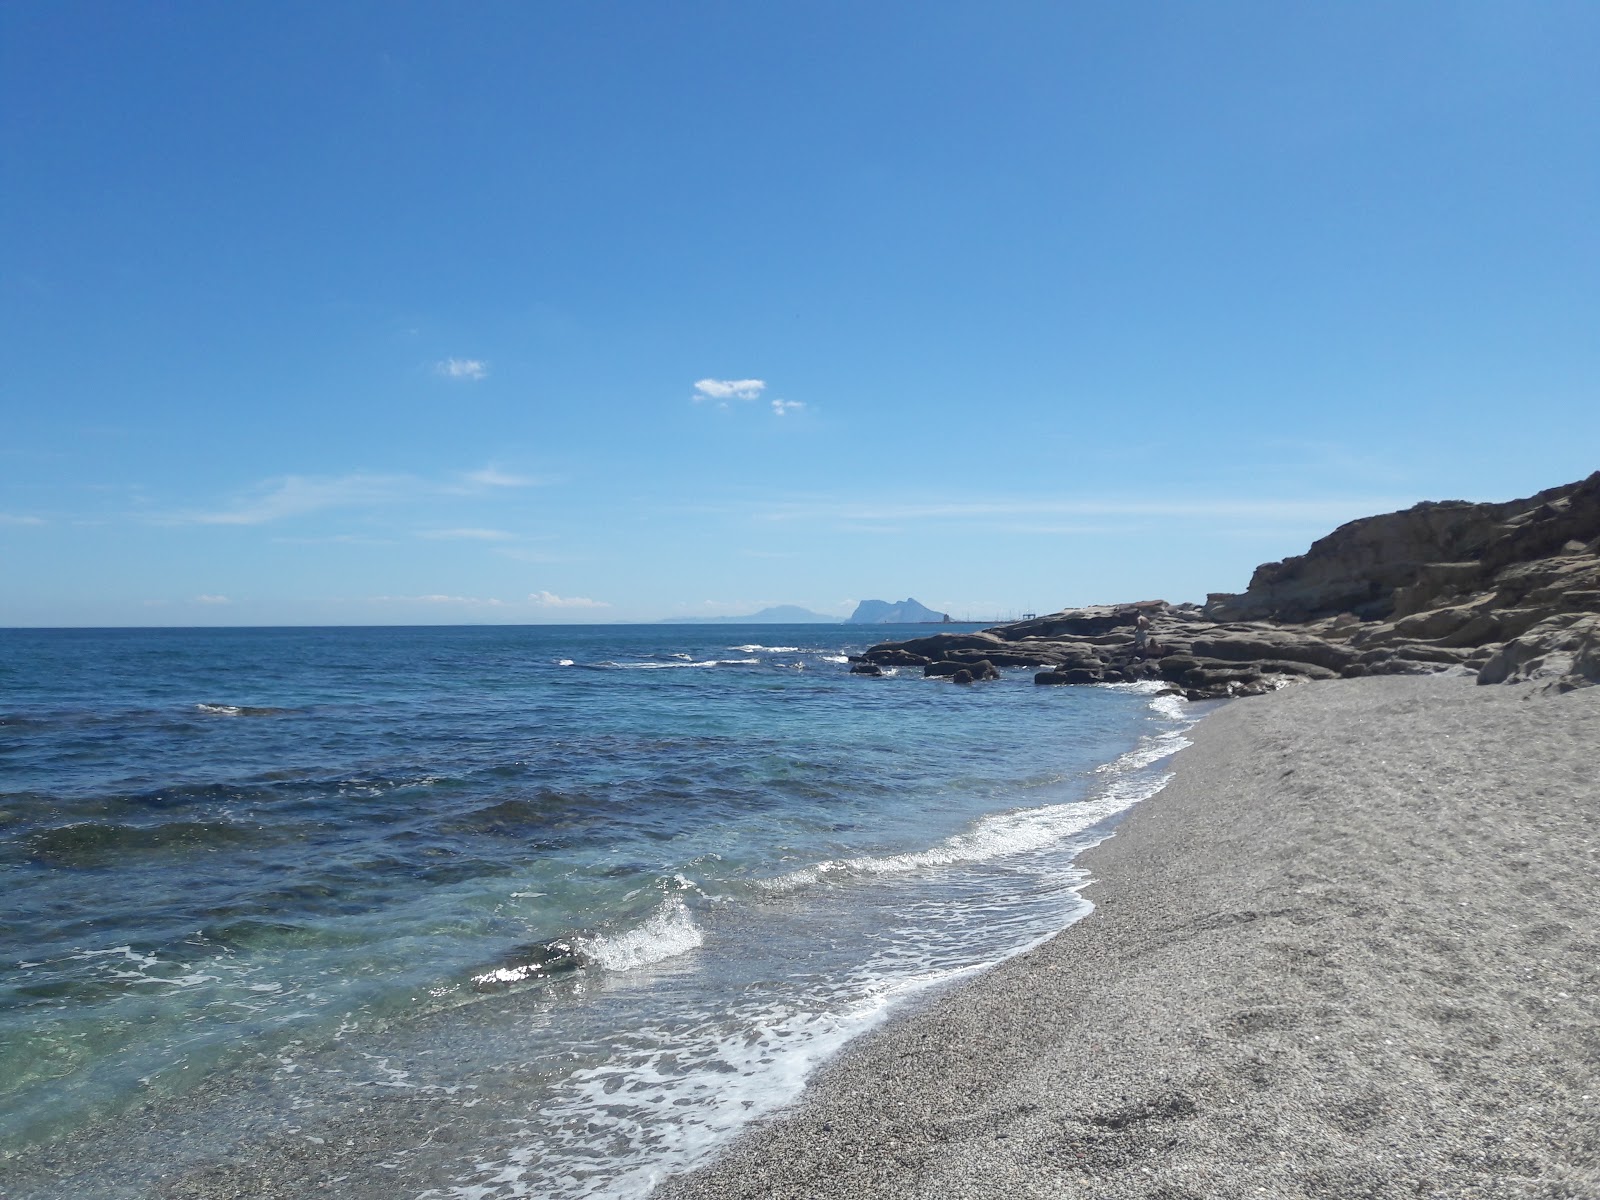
[659,605,839,624]
[846,598,951,624]
[660,597,955,625]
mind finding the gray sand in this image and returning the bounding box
[656,675,1600,1199]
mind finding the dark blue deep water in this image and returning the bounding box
[0,624,1196,1198]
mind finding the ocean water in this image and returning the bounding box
[0,624,1198,1198]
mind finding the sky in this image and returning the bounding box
[3,1,1597,626]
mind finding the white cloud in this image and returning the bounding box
[0,513,46,525]
[195,594,231,604]
[437,358,488,380]
[693,378,766,402]
[529,590,608,608]
[770,399,805,417]
[417,527,516,541]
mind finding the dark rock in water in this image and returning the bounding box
[866,648,932,667]
[849,662,885,676]
[862,473,1600,698]
[939,659,1000,683]
[472,937,582,991]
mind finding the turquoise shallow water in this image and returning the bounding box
[0,624,1197,1197]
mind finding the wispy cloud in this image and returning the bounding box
[195,594,231,604]
[0,513,46,525]
[529,590,608,608]
[171,464,549,526]
[181,473,408,525]
[693,378,766,402]
[436,358,488,381]
[757,495,1410,525]
[270,534,396,545]
[417,527,516,541]
[460,465,540,489]
[494,546,562,564]
[770,399,805,417]
[369,590,607,610]
[373,594,511,607]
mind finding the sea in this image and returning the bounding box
[0,624,1199,1198]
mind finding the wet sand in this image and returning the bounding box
[656,675,1600,1199]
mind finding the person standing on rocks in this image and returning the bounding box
[1133,612,1151,657]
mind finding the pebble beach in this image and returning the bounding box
[658,674,1600,1199]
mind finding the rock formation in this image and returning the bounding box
[858,473,1600,698]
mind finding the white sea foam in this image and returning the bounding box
[556,659,575,667]
[729,645,799,653]
[821,654,849,664]
[763,708,1195,894]
[1100,679,1174,695]
[601,659,760,671]
[425,961,976,1200]
[578,896,705,973]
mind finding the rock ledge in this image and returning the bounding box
[863,473,1600,699]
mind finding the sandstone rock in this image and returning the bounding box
[1189,630,1356,672]
[1477,613,1600,691]
[1206,472,1600,625]
[863,473,1599,696]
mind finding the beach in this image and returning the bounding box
[657,674,1600,1199]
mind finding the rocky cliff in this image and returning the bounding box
[859,473,1600,698]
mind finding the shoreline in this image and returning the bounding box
[656,674,1600,1199]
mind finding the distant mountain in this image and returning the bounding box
[847,597,951,624]
[659,605,841,624]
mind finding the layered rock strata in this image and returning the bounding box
[859,472,1600,698]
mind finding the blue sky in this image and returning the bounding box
[3,1,1597,626]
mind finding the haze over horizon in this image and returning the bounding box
[4,3,1597,627]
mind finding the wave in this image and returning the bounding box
[728,645,800,653]
[578,894,705,972]
[195,703,297,718]
[762,710,1196,892]
[591,659,760,671]
[470,894,704,991]
[471,937,582,990]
